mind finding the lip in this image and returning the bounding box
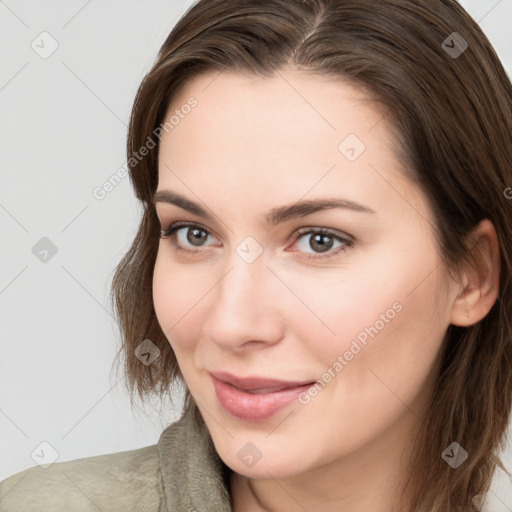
[210,371,316,421]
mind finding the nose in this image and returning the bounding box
[202,246,284,351]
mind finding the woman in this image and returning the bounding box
[1,0,511,510]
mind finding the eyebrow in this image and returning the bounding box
[153,189,375,225]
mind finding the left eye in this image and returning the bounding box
[160,222,354,259]
[290,227,354,257]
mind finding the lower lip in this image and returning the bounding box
[211,375,314,421]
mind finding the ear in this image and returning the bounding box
[449,219,500,327]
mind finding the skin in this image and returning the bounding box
[152,67,500,512]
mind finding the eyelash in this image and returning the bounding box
[159,221,354,260]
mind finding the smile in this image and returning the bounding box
[209,371,316,421]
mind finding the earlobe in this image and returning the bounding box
[449,219,500,327]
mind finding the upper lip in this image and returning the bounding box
[210,370,316,392]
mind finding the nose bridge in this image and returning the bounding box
[205,241,279,346]
[216,242,268,312]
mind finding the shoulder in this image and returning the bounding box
[0,444,161,512]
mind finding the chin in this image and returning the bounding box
[210,431,315,480]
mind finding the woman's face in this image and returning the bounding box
[152,68,460,479]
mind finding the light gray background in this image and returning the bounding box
[1,0,511,509]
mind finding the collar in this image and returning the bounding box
[157,400,233,511]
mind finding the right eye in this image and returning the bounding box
[160,222,219,255]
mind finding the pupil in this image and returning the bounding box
[311,233,332,253]
[188,228,207,246]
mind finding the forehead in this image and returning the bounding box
[162,69,383,155]
[156,68,431,226]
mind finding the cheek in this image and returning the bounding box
[294,242,447,394]
[277,257,409,364]
[152,252,209,355]
[314,267,446,425]
[289,262,447,458]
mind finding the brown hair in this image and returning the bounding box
[109,0,512,510]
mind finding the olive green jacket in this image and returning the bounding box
[0,404,233,511]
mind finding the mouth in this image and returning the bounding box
[244,387,294,394]
[209,371,317,421]
[209,370,316,392]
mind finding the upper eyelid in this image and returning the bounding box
[161,221,220,240]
